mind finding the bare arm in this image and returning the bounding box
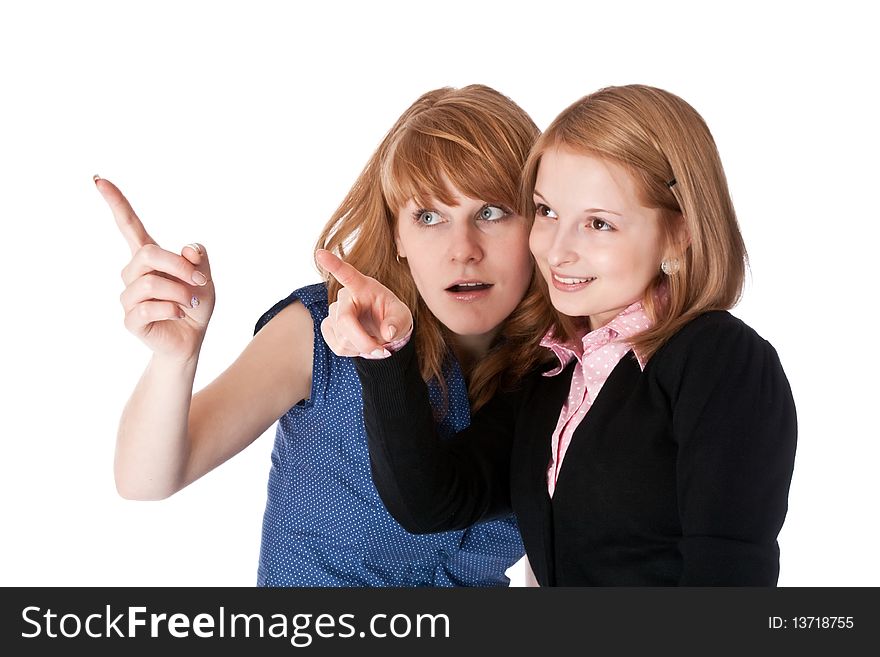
[99,177,313,500]
[115,301,313,499]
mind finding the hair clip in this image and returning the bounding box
[666,178,677,188]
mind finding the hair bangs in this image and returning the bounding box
[382,122,522,215]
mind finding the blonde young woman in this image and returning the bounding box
[320,84,798,586]
[98,84,552,586]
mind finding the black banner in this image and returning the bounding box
[2,587,874,654]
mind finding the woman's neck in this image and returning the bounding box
[450,330,498,375]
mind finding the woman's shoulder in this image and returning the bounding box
[652,310,782,376]
[291,281,330,308]
[254,282,329,335]
[668,310,768,347]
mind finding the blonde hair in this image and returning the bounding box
[521,84,747,360]
[317,85,552,411]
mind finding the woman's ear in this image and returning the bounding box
[394,229,406,259]
[666,212,691,258]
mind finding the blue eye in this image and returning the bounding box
[414,209,443,226]
[535,203,557,219]
[479,204,509,221]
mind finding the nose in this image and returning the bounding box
[448,221,484,264]
[545,221,578,268]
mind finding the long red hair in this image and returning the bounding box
[317,85,553,411]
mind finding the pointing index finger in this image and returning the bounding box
[315,249,370,293]
[95,176,157,255]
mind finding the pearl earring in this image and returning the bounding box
[661,258,680,275]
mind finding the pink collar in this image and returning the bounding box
[540,301,653,376]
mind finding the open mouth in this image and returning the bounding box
[551,273,596,292]
[445,282,493,293]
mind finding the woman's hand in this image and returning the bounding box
[316,249,413,358]
[97,176,215,362]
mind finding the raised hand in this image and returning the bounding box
[316,249,413,358]
[97,176,216,361]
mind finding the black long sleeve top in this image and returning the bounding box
[355,311,798,586]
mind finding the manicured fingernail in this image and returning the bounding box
[386,325,397,340]
[190,295,200,308]
[191,271,208,286]
[187,243,202,255]
[370,348,391,358]
[93,174,101,185]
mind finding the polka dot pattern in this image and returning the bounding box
[251,283,524,586]
[540,301,651,497]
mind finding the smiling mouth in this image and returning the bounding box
[445,282,493,293]
[553,274,596,285]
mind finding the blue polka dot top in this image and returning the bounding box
[253,283,524,586]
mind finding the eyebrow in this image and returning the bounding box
[533,190,622,216]
[586,207,622,216]
[409,199,453,217]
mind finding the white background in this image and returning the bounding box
[1,0,876,587]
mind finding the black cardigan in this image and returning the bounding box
[355,311,797,586]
